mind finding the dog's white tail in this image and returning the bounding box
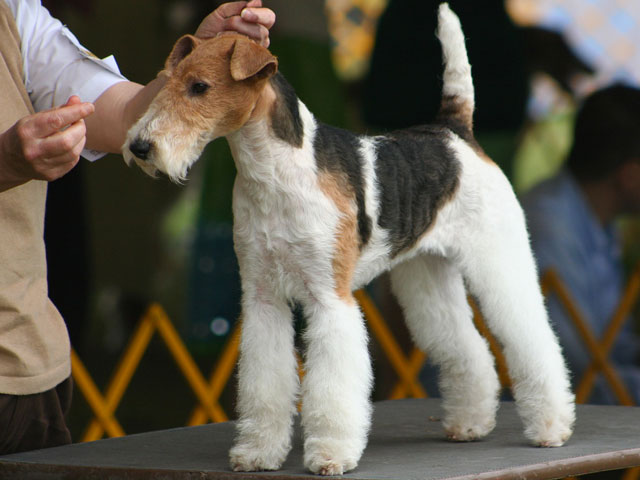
[436,3,474,132]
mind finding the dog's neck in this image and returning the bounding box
[227,74,317,192]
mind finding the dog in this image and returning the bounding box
[123,4,575,476]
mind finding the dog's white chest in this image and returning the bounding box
[232,173,341,299]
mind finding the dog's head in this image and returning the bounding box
[123,33,278,182]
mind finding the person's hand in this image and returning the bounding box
[0,96,94,190]
[195,0,276,47]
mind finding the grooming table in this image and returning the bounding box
[1,399,639,480]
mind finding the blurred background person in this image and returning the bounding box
[521,85,640,404]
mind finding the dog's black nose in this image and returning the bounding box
[129,138,152,160]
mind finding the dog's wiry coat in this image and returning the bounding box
[124,4,575,476]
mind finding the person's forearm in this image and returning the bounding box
[85,75,167,154]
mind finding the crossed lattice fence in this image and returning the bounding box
[71,264,640,478]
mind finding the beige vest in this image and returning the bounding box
[0,1,71,395]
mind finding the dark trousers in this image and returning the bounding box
[0,377,73,455]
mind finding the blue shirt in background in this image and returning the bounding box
[522,169,640,404]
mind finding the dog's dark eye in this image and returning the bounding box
[190,82,210,95]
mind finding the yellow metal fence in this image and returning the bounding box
[71,304,239,442]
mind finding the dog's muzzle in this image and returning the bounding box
[129,138,152,160]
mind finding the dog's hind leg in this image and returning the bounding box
[390,254,500,441]
[454,171,575,447]
[229,293,299,472]
[300,295,373,476]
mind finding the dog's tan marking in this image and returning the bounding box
[158,34,278,140]
[248,82,277,123]
[439,95,495,165]
[229,36,277,81]
[439,95,474,132]
[318,170,359,305]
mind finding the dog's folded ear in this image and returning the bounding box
[166,35,201,71]
[229,37,278,82]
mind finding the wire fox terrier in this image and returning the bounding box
[124,4,575,475]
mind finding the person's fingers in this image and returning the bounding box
[32,150,82,181]
[214,1,250,20]
[196,1,274,43]
[224,16,270,46]
[241,6,275,30]
[65,95,83,106]
[22,101,94,140]
[28,123,86,181]
[37,118,87,159]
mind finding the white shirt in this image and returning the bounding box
[3,0,127,160]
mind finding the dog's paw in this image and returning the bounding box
[444,417,496,442]
[522,396,575,447]
[438,358,500,443]
[229,443,287,472]
[442,397,498,442]
[305,452,357,476]
[527,417,574,447]
[304,438,361,476]
[530,426,573,448]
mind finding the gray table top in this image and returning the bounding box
[1,399,639,480]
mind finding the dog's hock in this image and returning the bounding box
[229,37,278,82]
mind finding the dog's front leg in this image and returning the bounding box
[300,296,373,476]
[229,292,299,472]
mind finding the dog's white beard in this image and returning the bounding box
[123,117,211,184]
[147,132,208,183]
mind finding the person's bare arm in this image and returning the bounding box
[84,78,162,154]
